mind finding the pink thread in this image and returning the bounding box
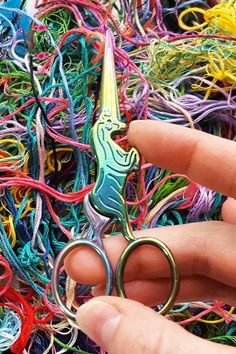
[34,25,49,31]
[34,52,50,60]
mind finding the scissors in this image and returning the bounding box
[51,30,179,321]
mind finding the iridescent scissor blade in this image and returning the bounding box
[100,30,120,120]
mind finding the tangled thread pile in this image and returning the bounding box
[0,0,236,352]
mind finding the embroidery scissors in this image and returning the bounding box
[51,30,179,321]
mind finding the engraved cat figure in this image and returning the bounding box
[89,112,140,240]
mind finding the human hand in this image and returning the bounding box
[65,120,236,354]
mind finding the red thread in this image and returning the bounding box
[0,285,54,353]
[177,301,232,326]
[127,174,191,206]
[34,305,54,324]
[0,174,93,203]
[176,181,199,210]
[0,96,68,123]
[0,287,35,354]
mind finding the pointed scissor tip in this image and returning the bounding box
[105,29,113,46]
[100,29,120,119]
[104,29,114,63]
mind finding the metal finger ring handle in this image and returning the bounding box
[115,237,179,315]
[51,240,113,321]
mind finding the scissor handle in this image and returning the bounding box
[51,239,113,321]
[115,237,179,315]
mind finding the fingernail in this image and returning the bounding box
[76,300,121,349]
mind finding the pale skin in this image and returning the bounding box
[65,120,236,354]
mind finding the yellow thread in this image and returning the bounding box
[178,2,236,36]
[206,52,236,84]
[46,147,73,172]
[168,306,235,324]
[12,187,31,204]
[2,215,16,248]
[8,215,16,248]
[197,306,235,324]
[15,199,34,218]
[0,186,34,219]
[178,7,207,31]
[11,187,34,218]
[0,139,28,170]
[145,35,236,98]
[0,201,12,215]
[0,139,25,153]
[167,313,186,318]
[22,152,29,174]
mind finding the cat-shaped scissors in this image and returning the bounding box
[51,30,179,321]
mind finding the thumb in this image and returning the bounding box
[76,296,233,354]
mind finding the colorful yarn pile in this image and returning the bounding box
[0,0,236,352]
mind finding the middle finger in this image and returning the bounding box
[65,221,236,287]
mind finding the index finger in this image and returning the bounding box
[128,120,236,198]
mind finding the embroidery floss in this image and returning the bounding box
[0,0,235,353]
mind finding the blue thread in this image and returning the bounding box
[0,309,21,353]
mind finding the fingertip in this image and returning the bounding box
[222,198,236,224]
[64,247,106,284]
[127,120,187,170]
[76,298,122,351]
[64,249,80,281]
[127,120,142,146]
[128,120,163,147]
